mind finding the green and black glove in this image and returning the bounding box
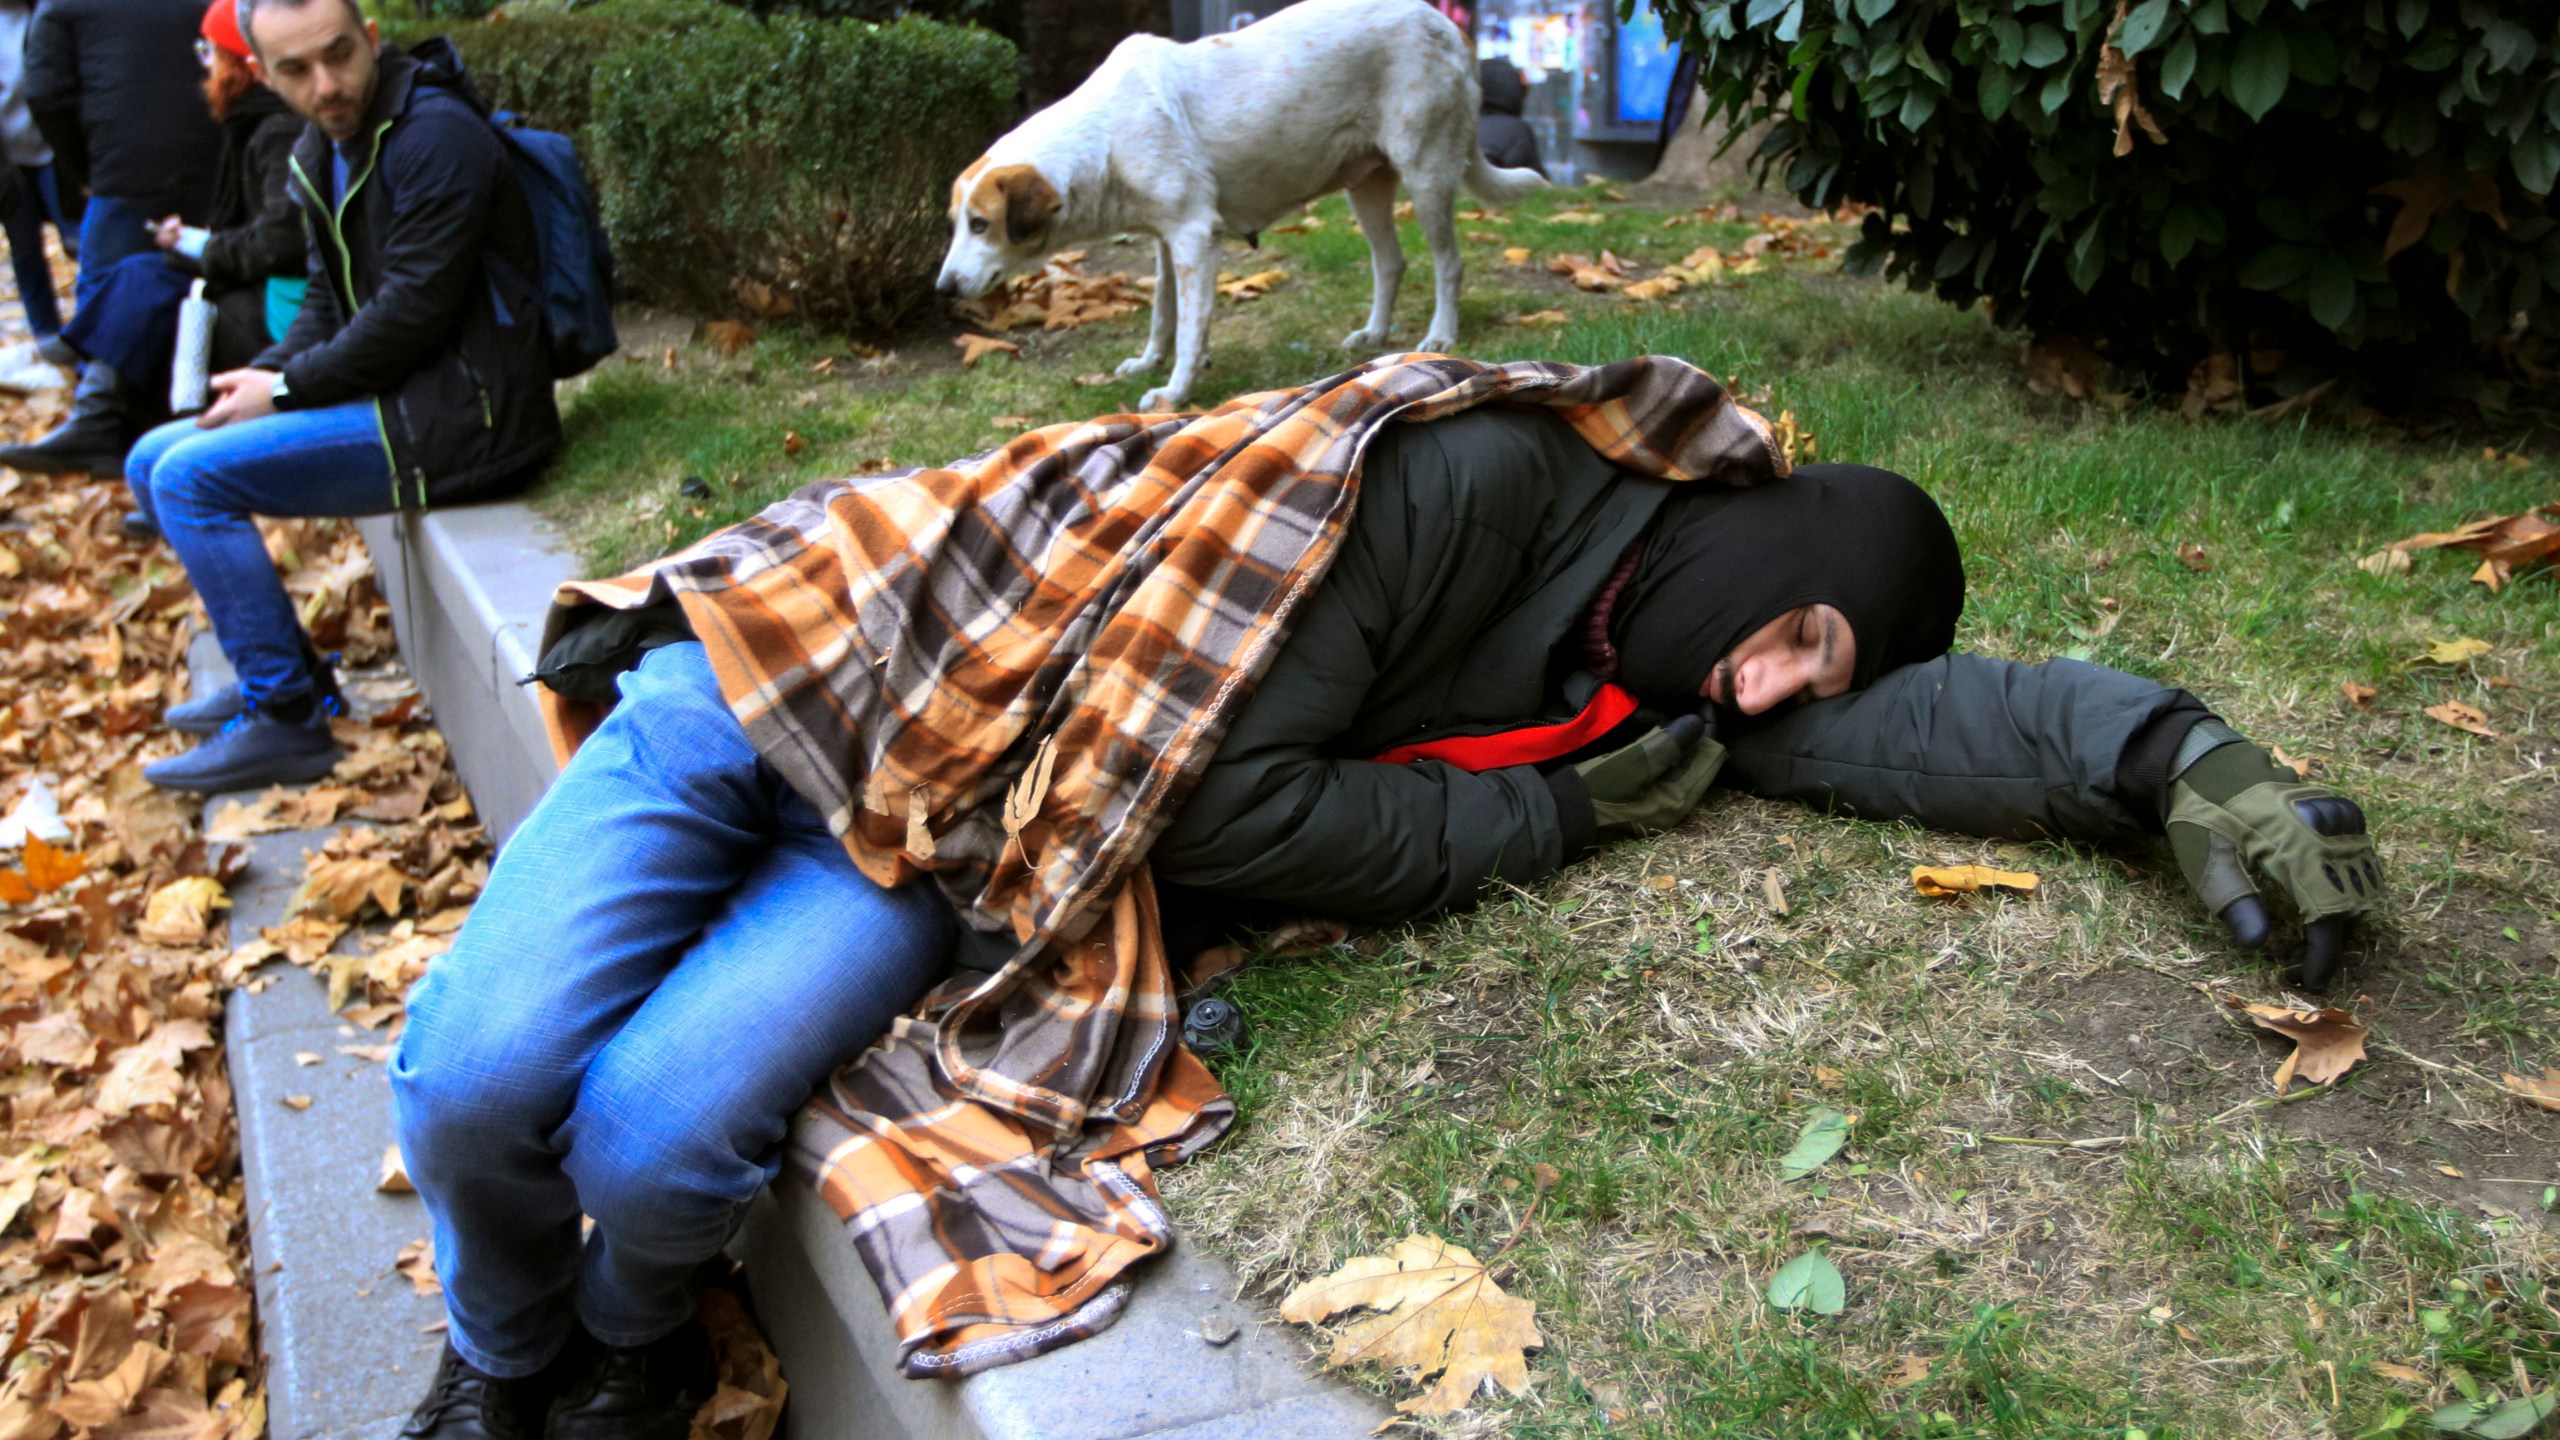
[1558,712,1727,842]
[2166,719,2380,988]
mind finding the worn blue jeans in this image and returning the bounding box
[73,193,154,314]
[390,642,954,1378]
[125,403,390,705]
[5,164,63,339]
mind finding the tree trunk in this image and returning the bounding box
[1021,0,1172,110]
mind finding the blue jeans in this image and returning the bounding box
[5,164,63,339]
[390,642,954,1377]
[74,193,155,315]
[125,403,391,704]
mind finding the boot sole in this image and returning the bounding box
[0,453,124,478]
[144,745,342,795]
[163,712,246,737]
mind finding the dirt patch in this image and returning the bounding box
[2013,904,2560,1219]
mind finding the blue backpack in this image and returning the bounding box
[490,112,618,378]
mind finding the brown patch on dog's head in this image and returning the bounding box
[967,163,1062,248]
[949,155,993,216]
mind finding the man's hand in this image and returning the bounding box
[150,215,184,250]
[1573,712,1726,837]
[2166,720,2381,988]
[198,369,279,430]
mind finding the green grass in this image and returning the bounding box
[536,180,2560,1438]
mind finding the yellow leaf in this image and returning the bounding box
[2270,745,2313,780]
[1623,275,1684,302]
[2424,700,2499,739]
[1911,865,2040,898]
[2340,681,2377,708]
[2416,637,2491,665]
[952,333,1021,367]
[290,854,409,921]
[1510,309,1569,326]
[2227,998,2368,1092]
[1280,1235,1543,1416]
[2357,547,2412,577]
[2500,1067,2560,1112]
[1546,209,1605,224]
[1502,246,1531,265]
[2373,1362,2431,1386]
[378,1144,414,1195]
[136,876,231,948]
[396,1236,441,1295]
[22,836,84,894]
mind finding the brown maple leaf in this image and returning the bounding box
[1280,1234,1544,1416]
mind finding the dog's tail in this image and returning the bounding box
[1464,151,1549,204]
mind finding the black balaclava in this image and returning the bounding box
[1609,463,1966,712]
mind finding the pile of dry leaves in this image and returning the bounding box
[952,249,1148,336]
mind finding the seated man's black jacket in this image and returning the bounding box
[1147,406,2196,925]
[256,40,560,510]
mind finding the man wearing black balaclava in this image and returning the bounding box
[1150,405,2379,988]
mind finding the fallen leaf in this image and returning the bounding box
[378,1144,414,1195]
[1510,309,1569,326]
[781,429,806,456]
[1761,868,1788,916]
[289,854,407,921]
[1911,865,2041,898]
[1502,246,1530,264]
[2436,1163,2467,1179]
[2425,700,2500,739]
[1885,1355,1933,1387]
[991,415,1031,429]
[1779,1107,1853,1181]
[2176,543,2212,572]
[702,320,755,357]
[1215,268,1289,301]
[280,1095,312,1111]
[1623,274,1684,302]
[2373,1362,2430,1386]
[136,877,231,947]
[2428,1389,2560,1439]
[2341,682,2378,708]
[396,1236,440,1295]
[2500,1068,2560,1113]
[1765,1249,1846,1314]
[1072,372,1113,387]
[2416,637,2492,665]
[2228,999,2369,1092]
[2270,745,2313,780]
[1280,1234,1543,1416]
[953,333,1021,367]
[22,836,85,894]
[2358,547,2413,577]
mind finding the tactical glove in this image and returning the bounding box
[1572,713,1727,837]
[2166,719,2380,988]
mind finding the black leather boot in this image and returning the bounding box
[544,1323,714,1440]
[397,1343,549,1440]
[0,360,131,477]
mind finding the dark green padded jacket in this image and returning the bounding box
[1148,405,2194,924]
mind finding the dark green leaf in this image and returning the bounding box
[2117,0,2170,56]
[2190,0,2229,34]
[2227,24,2291,120]
[2515,134,2560,196]
[2306,251,2356,328]
[1990,13,2024,65]
[1780,1108,1854,1179]
[2041,65,2074,114]
[1979,63,2015,120]
[2160,204,2200,265]
[1745,0,1792,27]
[2238,242,2317,290]
[2160,31,2197,99]
[1900,83,1941,129]
[2482,21,2537,76]
[2394,0,2426,39]
[1853,0,1895,22]
[2287,28,2337,86]
[2022,22,2067,67]
[2068,211,2108,292]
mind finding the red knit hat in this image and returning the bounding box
[202,0,251,60]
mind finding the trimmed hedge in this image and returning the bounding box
[1661,0,2560,384]
[383,3,1017,335]
[586,15,1017,331]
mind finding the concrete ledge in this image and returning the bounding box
[349,500,1385,1440]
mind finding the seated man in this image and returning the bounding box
[132,0,558,793]
[386,362,2380,1438]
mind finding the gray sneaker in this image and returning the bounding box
[162,681,249,736]
[144,705,342,793]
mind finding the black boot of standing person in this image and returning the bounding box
[0,358,132,476]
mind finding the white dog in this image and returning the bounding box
[934,0,1547,411]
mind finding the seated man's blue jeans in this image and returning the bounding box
[126,404,390,705]
[391,641,954,1378]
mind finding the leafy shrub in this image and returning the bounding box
[1661,0,2560,386]
[381,0,750,134]
[586,15,1018,332]
[389,0,1020,44]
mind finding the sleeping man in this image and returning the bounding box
[382,357,2380,1439]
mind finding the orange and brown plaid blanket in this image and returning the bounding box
[537,354,1783,1375]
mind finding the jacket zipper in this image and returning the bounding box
[289,120,407,508]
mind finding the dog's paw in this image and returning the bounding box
[1137,384,1188,412]
[1338,326,1390,351]
[1113,353,1161,379]
[1414,331,1458,355]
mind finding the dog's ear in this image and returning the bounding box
[989,165,1061,247]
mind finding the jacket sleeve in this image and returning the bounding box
[22,6,82,194]
[271,106,499,409]
[1718,653,2197,842]
[200,117,307,289]
[1148,545,1572,926]
[256,201,340,368]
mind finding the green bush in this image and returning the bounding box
[586,14,1018,332]
[381,0,750,134]
[1661,0,2560,387]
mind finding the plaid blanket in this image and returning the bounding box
[538,354,1784,1376]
